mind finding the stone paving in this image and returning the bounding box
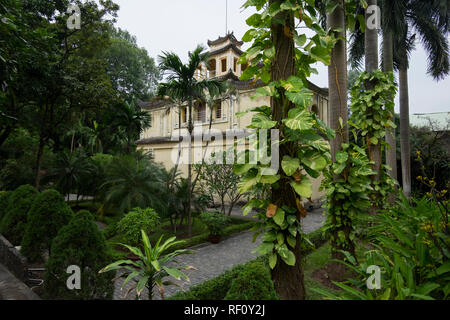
[0,264,40,300]
[113,207,326,300]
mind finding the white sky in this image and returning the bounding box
[112,0,449,115]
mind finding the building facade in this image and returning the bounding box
[137,33,330,201]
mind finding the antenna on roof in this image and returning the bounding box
[226,0,228,34]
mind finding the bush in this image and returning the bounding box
[169,257,271,300]
[169,265,246,300]
[314,195,450,300]
[116,207,160,246]
[225,261,278,300]
[199,211,229,236]
[0,185,38,245]
[0,191,12,222]
[21,189,73,262]
[44,210,114,300]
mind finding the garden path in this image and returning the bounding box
[113,207,325,300]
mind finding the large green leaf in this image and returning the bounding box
[249,113,277,129]
[283,108,314,130]
[273,208,285,226]
[282,156,300,176]
[301,152,327,171]
[277,244,296,266]
[238,176,258,193]
[285,90,313,108]
[290,176,313,198]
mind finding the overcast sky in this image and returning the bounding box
[112,0,449,115]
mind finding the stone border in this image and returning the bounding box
[0,234,28,281]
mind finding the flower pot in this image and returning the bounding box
[208,234,221,244]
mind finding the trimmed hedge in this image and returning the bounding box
[44,210,114,300]
[21,189,73,262]
[169,259,262,300]
[225,261,278,300]
[0,185,38,245]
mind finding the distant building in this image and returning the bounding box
[137,32,331,201]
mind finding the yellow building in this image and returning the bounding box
[137,33,330,201]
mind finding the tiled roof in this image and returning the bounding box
[138,98,171,110]
[137,129,252,145]
[207,32,244,47]
[208,43,244,57]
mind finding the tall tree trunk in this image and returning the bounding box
[382,27,398,203]
[328,0,348,159]
[269,0,305,300]
[327,0,351,281]
[0,126,13,148]
[187,99,193,237]
[170,106,183,188]
[34,136,45,190]
[365,0,382,214]
[399,66,411,198]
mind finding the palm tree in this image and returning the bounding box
[101,155,167,214]
[327,0,349,160]
[350,0,449,197]
[157,46,225,236]
[327,0,351,281]
[45,149,94,201]
[113,101,152,154]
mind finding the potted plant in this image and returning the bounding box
[200,212,229,244]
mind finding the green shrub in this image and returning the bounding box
[0,191,12,222]
[116,207,160,246]
[169,258,270,300]
[199,211,229,236]
[0,185,38,245]
[21,189,73,262]
[170,265,246,300]
[44,210,114,300]
[225,261,278,300]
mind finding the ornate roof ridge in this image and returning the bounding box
[207,32,244,47]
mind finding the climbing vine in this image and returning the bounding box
[321,136,374,257]
[349,70,398,210]
[234,0,338,269]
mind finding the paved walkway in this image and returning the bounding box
[0,264,40,300]
[113,208,326,300]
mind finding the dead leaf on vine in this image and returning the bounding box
[293,171,302,183]
[266,204,278,218]
[296,198,307,218]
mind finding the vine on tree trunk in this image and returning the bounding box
[349,69,398,211]
[235,0,338,282]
